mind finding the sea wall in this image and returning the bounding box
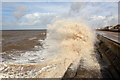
[63,34,120,79]
[96,34,120,79]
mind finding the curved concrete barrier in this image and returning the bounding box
[63,33,120,79]
[96,34,120,79]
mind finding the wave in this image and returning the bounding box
[0,19,100,78]
[44,19,99,70]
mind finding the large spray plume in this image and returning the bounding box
[44,19,100,70]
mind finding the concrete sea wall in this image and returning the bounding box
[63,34,120,79]
[96,34,120,79]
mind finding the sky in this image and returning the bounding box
[2,1,119,30]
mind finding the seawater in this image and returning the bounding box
[0,19,101,78]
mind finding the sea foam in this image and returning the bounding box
[0,19,100,78]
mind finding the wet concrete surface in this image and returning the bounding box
[95,33,120,79]
[96,31,120,44]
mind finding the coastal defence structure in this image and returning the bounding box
[0,31,120,79]
[63,31,120,79]
[96,33,120,79]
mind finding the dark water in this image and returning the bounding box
[2,30,46,60]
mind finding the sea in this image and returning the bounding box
[0,20,102,78]
[1,30,47,63]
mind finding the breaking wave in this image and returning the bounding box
[44,19,99,70]
[0,19,100,78]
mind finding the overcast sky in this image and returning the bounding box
[2,1,119,30]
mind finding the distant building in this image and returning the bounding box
[113,24,120,30]
[104,26,113,30]
[96,24,120,32]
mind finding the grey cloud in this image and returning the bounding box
[13,6,27,20]
[68,2,118,28]
[69,2,88,15]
